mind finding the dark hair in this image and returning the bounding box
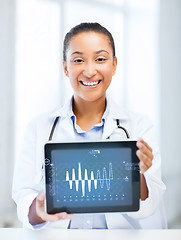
[63,22,116,61]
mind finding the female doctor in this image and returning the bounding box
[12,22,166,229]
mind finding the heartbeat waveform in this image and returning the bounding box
[65,163,113,197]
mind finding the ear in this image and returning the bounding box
[112,57,117,76]
[63,61,69,77]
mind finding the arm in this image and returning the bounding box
[136,138,153,201]
[140,174,149,201]
[12,116,72,229]
[131,126,166,220]
[127,114,166,219]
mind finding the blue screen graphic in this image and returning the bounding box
[48,147,133,209]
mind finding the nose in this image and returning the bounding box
[83,61,97,78]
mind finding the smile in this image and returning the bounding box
[80,80,101,86]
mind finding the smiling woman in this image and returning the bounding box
[12,22,166,230]
[63,31,117,109]
[14,0,160,173]
[62,24,117,131]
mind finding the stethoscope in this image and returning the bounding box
[48,116,130,141]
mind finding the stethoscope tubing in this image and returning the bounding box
[48,117,130,141]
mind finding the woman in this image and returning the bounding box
[12,22,166,229]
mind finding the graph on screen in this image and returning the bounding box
[65,162,113,197]
[45,142,140,213]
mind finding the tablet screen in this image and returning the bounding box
[44,141,140,214]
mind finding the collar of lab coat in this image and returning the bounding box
[51,94,129,121]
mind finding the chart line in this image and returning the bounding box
[65,163,113,196]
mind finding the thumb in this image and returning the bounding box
[37,191,45,202]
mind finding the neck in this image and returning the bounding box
[72,95,106,131]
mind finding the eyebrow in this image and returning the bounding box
[71,49,110,56]
[96,50,110,55]
[71,51,83,56]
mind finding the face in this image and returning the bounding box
[63,31,117,103]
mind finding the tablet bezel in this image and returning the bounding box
[44,141,140,214]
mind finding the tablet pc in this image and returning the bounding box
[44,141,140,214]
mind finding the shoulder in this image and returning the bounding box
[126,111,153,127]
[107,95,155,139]
[27,109,60,129]
[107,95,152,125]
[25,106,66,141]
[27,96,73,130]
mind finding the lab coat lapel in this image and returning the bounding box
[103,95,129,140]
[102,117,116,140]
[58,117,76,141]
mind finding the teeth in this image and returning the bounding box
[82,81,99,86]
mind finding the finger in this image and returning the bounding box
[36,192,73,222]
[57,212,73,220]
[36,193,45,210]
[37,191,45,202]
[41,212,72,222]
[139,161,149,174]
[40,212,61,222]
[136,150,152,169]
[36,192,47,220]
[137,138,153,153]
[136,141,153,161]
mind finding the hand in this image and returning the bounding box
[136,138,153,174]
[36,191,73,223]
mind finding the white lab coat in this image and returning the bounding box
[12,96,166,229]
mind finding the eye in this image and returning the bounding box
[73,58,84,63]
[96,57,107,62]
